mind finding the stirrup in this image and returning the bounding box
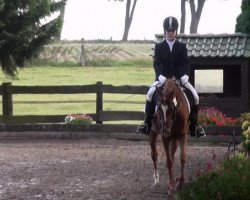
[195,126,206,138]
[136,123,148,135]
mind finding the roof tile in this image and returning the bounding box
[155,33,250,57]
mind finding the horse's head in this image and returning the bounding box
[156,79,178,135]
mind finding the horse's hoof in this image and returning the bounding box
[151,181,160,191]
[153,181,160,187]
[153,172,159,187]
[153,183,160,190]
[176,178,185,190]
[167,189,174,200]
[167,195,174,200]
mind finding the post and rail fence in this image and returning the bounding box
[0,81,148,124]
[0,82,242,144]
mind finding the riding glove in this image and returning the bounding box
[158,75,167,84]
[180,75,189,85]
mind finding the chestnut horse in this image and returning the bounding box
[149,78,189,198]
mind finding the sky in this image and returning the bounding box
[61,0,242,41]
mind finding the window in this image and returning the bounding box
[193,65,241,98]
[195,70,223,93]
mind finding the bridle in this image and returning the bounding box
[157,81,179,135]
[158,98,178,135]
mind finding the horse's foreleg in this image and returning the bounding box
[177,135,187,189]
[162,139,175,194]
[150,132,159,186]
[170,138,178,163]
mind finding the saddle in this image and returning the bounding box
[182,87,195,113]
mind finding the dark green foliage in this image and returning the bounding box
[235,0,250,34]
[0,0,66,78]
[177,156,250,200]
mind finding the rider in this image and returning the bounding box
[136,16,206,138]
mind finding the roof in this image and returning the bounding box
[154,33,250,58]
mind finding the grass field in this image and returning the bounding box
[38,41,153,64]
[0,65,155,120]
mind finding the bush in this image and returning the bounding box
[177,156,250,200]
[241,112,250,122]
[241,113,250,153]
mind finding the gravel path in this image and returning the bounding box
[0,138,229,200]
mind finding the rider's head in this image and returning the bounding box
[163,16,178,41]
[163,16,179,33]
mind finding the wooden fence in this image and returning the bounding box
[0,82,242,144]
[0,81,148,124]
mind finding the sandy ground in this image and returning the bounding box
[0,138,230,200]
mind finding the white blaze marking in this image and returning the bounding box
[161,105,168,122]
[173,97,177,107]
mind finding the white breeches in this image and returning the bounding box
[183,82,199,105]
[146,81,160,102]
[146,81,199,105]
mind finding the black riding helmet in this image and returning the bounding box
[163,16,179,33]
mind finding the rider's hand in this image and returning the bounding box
[158,75,166,84]
[180,75,189,85]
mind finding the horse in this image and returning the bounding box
[149,78,190,198]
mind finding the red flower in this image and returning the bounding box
[198,107,240,127]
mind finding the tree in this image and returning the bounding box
[180,0,186,33]
[110,0,138,41]
[0,0,66,78]
[0,0,4,28]
[180,0,206,34]
[235,0,250,34]
[55,2,66,40]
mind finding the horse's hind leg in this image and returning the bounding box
[150,131,159,186]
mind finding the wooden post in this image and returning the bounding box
[96,81,103,124]
[2,82,13,116]
[80,38,85,67]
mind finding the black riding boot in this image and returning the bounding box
[136,100,155,135]
[189,105,206,138]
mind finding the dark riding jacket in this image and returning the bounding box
[153,39,190,81]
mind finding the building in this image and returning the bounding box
[155,33,250,117]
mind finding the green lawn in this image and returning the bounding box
[0,65,154,118]
[1,65,154,85]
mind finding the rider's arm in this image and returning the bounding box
[153,43,163,81]
[179,43,190,85]
[179,43,190,77]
